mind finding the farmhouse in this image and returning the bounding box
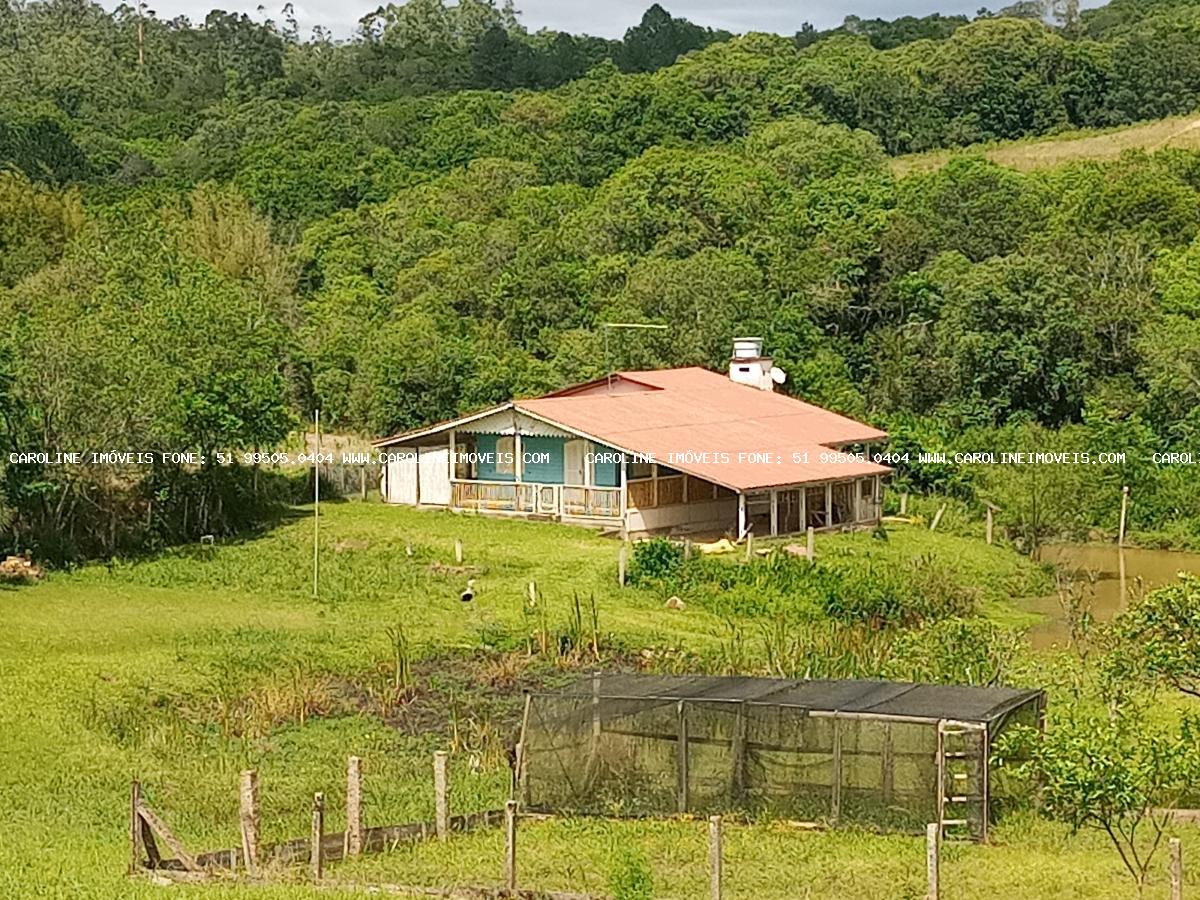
[375,339,890,538]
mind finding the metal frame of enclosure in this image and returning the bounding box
[516,674,1044,842]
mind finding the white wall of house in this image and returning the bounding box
[417,446,451,506]
[384,451,418,505]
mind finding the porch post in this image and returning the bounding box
[651,463,659,508]
[875,475,881,522]
[514,429,523,483]
[824,483,833,529]
[770,490,778,536]
[448,428,456,508]
[584,441,593,487]
[619,452,628,535]
[800,485,806,531]
[737,493,747,538]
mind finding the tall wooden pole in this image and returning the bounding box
[1118,485,1129,547]
[313,410,320,598]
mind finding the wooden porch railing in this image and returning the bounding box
[451,480,620,519]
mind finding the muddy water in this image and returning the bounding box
[1022,544,1200,649]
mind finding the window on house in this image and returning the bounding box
[627,460,653,480]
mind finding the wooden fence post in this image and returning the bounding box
[434,750,449,840]
[504,799,518,893]
[1171,837,1183,900]
[930,504,946,532]
[618,543,627,587]
[1119,485,1130,547]
[454,538,463,564]
[239,770,260,875]
[310,792,324,881]
[830,716,842,825]
[880,724,894,805]
[346,756,363,857]
[676,700,689,814]
[709,815,723,900]
[806,526,814,562]
[985,506,994,546]
[592,671,602,742]
[926,822,940,900]
[900,492,908,515]
[129,781,143,874]
[745,531,753,561]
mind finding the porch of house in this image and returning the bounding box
[378,409,884,537]
[738,477,883,539]
[448,470,883,537]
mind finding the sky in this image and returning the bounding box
[114,0,1108,41]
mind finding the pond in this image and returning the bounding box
[1023,543,1200,649]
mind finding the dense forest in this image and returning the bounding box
[2,0,1200,558]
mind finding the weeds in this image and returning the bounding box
[384,621,414,698]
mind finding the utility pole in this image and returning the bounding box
[313,409,320,599]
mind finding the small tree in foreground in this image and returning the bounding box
[1107,574,1200,699]
[996,711,1200,896]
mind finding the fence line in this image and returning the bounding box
[127,769,1188,898]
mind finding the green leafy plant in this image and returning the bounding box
[627,537,684,586]
[608,847,654,900]
[1107,575,1200,699]
[996,711,1200,896]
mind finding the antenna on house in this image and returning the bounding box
[601,322,669,392]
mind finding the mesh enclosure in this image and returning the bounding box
[519,675,1043,840]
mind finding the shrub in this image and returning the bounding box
[608,847,654,900]
[627,537,684,586]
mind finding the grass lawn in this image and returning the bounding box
[0,501,1192,898]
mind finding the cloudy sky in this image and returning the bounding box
[110,0,1108,41]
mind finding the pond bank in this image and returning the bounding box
[1021,543,1200,648]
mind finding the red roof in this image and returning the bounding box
[376,367,890,492]
[517,368,889,492]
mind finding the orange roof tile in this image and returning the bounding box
[516,367,889,492]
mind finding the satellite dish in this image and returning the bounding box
[770,367,787,385]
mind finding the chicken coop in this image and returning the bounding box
[516,674,1044,841]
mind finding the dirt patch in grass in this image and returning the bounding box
[346,648,644,740]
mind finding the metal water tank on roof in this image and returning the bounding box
[732,337,764,359]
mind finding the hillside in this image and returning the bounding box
[892,113,1200,175]
[2,0,1200,559]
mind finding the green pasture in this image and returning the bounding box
[0,501,1193,899]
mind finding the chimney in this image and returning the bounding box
[729,337,786,391]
